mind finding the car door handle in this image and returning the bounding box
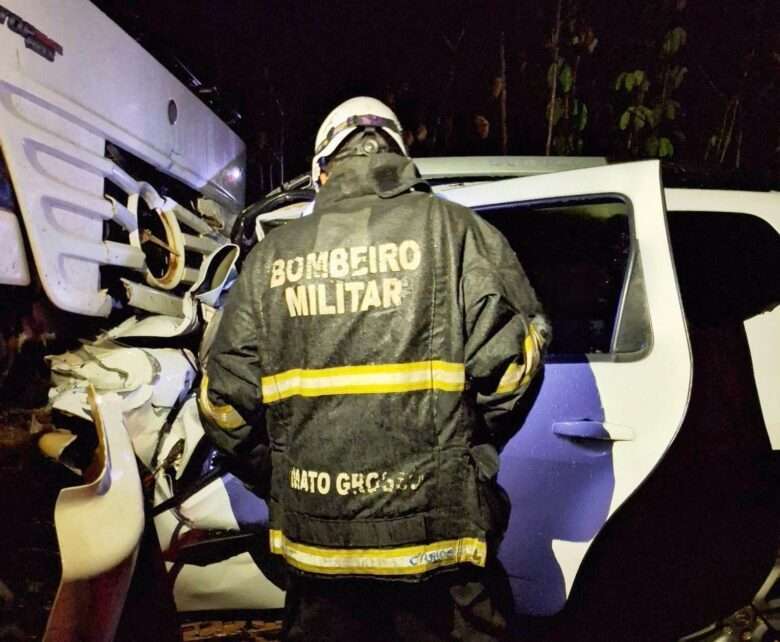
[553,421,635,441]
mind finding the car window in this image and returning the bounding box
[667,211,780,325]
[475,197,651,359]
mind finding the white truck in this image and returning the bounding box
[0,1,247,640]
[0,0,244,387]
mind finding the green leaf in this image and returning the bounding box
[559,64,573,93]
[652,105,664,127]
[547,97,564,127]
[659,137,675,158]
[641,79,651,93]
[577,102,589,131]
[625,73,635,92]
[664,27,687,56]
[633,106,653,130]
[547,62,555,89]
[547,63,557,89]
[662,32,673,56]
[619,109,631,131]
[645,136,660,157]
[633,70,646,87]
[615,72,626,91]
[674,66,688,89]
[665,100,679,120]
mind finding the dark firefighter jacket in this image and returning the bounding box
[200,152,548,580]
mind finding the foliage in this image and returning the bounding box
[544,0,598,156]
[612,14,688,159]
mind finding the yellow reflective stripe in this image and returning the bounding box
[495,328,544,395]
[495,361,526,394]
[524,324,545,377]
[261,360,465,403]
[198,375,246,430]
[269,530,486,576]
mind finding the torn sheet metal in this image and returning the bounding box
[49,388,92,421]
[143,348,197,407]
[188,243,239,307]
[53,388,144,580]
[120,386,169,469]
[120,279,184,317]
[153,395,204,483]
[198,307,223,366]
[48,344,158,394]
[97,313,200,344]
[37,430,79,473]
[99,244,239,344]
[43,388,144,642]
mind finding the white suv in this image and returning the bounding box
[217,156,780,640]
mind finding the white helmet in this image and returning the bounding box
[311,96,407,188]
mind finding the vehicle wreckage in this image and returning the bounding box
[0,2,778,642]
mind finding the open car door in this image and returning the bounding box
[443,160,692,616]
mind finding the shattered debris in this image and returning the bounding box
[40,244,240,473]
[30,241,283,631]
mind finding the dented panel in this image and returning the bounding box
[0,0,243,316]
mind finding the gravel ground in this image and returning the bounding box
[181,620,282,641]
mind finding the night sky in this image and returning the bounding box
[93,0,779,197]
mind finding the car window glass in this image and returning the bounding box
[476,197,651,359]
[668,211,780,325]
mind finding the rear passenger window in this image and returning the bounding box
[668,211,780,325]
[476,197,651,359]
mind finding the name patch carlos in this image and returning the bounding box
[269,240,421,317]
[289,467,425,496]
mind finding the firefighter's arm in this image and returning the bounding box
[198,252,270,493]
[462,217,550,451]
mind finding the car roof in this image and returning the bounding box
[413,156,778,193]
[413,156,608,183]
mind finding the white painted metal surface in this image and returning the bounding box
[121,385,168,468]
[51,387,145,581]
[121,279,185,317]
[144,348,197,407]
[414,155,607,180]
[154,395,204,482]
[0,0,243,315]
[153,477,286,612]
[102,244,239,341]
[44,388,144,642]
[48,344,158,393]
[0,208,30,285]
[49,387,92,421]
[446,160,693,599]
[665,189,780,449]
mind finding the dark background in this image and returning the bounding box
[91,0,780,200]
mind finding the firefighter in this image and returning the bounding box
[199,96,549,641]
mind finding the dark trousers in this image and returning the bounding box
[282,560,516,642]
